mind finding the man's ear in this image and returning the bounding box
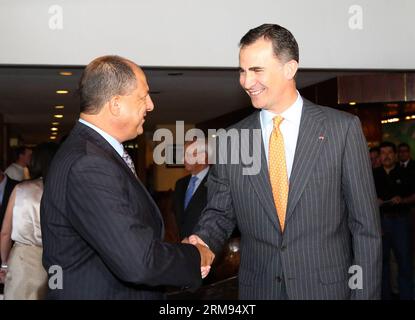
[108,96,121,116]
[283,60,299,80]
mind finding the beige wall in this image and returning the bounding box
[2,1,415,69]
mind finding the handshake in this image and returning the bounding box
[182,235,215,279]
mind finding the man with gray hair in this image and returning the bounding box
[41,55,214,299]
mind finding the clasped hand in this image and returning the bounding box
[182,235,215,279]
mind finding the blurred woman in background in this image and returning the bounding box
[0,142,58,300]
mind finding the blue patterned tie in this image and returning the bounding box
[184,176,198,209]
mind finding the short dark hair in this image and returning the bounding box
[13,146,30,162]
[379,141,397,153]
[398,142,410,150]
[369,146,380,153]
[28,142,58,180]
[79,55,138,114]
[239,24,299,63]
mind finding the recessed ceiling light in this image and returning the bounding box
[51,122,59,126]
[59,71,72,76]
[50,136,57,140]
[51,127,58,131]
[54,114,64,118]
[349,102,357,106]
[51,132,58,135]
[55,105,65,109]
[56,90,69,94]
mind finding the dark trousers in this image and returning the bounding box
[381,215,414,300]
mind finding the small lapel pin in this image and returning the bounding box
[318,135,325,140]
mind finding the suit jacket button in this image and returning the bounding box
[276,276,282,282]
[281,245,287,251]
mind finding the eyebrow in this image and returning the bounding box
[239,66,264,72]
[138,91,149,100]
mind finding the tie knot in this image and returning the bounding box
[273,115,284,129]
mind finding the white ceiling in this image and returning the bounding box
[0,66,345,144]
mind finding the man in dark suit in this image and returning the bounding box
[41,55,214,299]
[173,141,209,239]
[398,143,415,175]
[374,142,414,299]
[188,24,382,299]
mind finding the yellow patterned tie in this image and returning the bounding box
[269,115,289,231]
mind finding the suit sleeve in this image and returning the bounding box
[193,160,236,255]
[66,155,202,289]
[342,116,382,299]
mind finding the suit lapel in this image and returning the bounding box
[244,112,281,233]
[76,122,165,235]
[185,173,208,212]
[285,99,326,224]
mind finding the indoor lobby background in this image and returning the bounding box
[0,0,414,299]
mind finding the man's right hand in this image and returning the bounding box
[182,235,215,278]
[190,235,214,278]
[195,243,214,266]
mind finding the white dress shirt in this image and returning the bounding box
[4,163,25,181]
[400,160,410,168]
[188,166,209,196]
[260,92,303,179]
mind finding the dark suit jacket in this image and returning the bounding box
[401,159,415,176]
[194,98,382,300]
[173,172,209,239]
[0,175,18,225]
[41,122,201,299]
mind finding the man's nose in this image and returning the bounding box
[146,95,154,111]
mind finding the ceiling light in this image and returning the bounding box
[50,136,57,140]
[405,115,415,120]
[381,118,400,124]
[51,127,58,131]
[54,114,64,119]
[55,105,64,109]
[59,71,72,76]
[386,103,399,108]
[349,102,356,106]
[51,132,58,135]
[52,122,59,126]
[56,90,69,94]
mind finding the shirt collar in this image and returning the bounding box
[193,166,209,181]
[260,91,303,128]
[401,160,410,166]
[78,119,124,157]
